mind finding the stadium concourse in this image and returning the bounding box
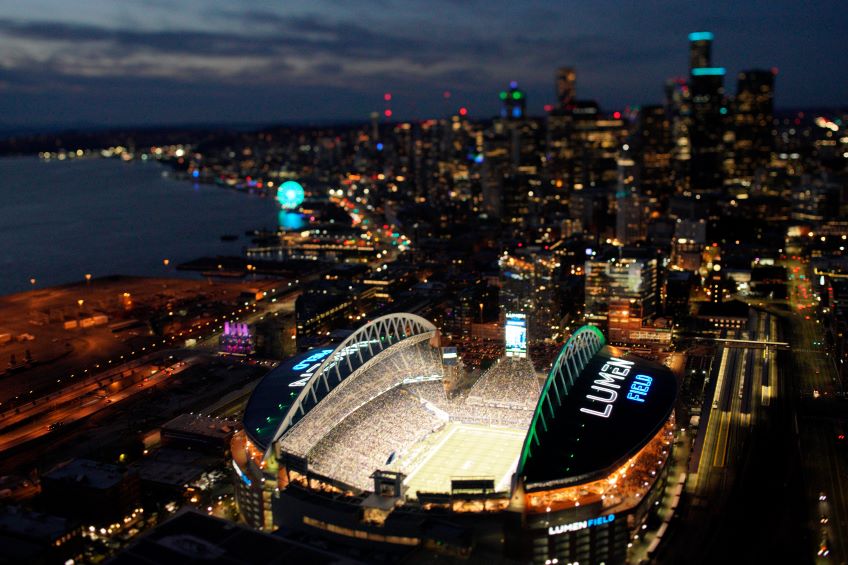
[230,314,678,564]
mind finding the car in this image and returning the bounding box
[47,421,64,431]
[819,492,827,502]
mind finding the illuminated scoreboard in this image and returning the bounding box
[441,347,458,366]
[505,313,527,358]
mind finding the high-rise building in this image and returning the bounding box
[499,81,527,120]
[665,77,692,192]
[689,66,726,192]
[615,147,647,245]
[671,218,706,271]
[501,173,532,230]
[568,111,628,195]
[733,69,775,184]
[688,31,713,71]
[616,191,650,245]
[556,66,576,111]
[585,249,658,326]
[638,104,674,202]
[705,263,728,303]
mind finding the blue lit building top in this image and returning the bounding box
[691,67,726,76]
[688,31,714,42]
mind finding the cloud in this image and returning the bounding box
[0,1,844,127]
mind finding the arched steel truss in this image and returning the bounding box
[266,313,436,457]
[517,325,606,475]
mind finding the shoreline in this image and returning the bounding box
[0,156,279,297]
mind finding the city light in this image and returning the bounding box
[691,67,726,76]
[276,180,305,210]
[0,12,841,565]
[688,31,714,41]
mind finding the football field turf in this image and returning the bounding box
[404,423,525,496]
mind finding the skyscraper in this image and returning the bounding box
[638,104,673,203]
[585,250,658,326]
[689,63,726,192]
[499,81,527,120]
[616,191,650,245]
[556,67,576,111]
[733,69,776,184]
[688,31,713,71]
[665,77,692,193]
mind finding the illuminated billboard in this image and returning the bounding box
[505,312,527,358]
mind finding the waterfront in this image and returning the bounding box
[0,156,279,296]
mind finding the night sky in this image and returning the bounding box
[0,0,844,128]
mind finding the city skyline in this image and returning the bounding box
[0,4,846,563]
[0,0,845,128]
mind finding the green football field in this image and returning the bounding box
[403,423,526,496]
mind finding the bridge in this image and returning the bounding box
[707,338,790,350]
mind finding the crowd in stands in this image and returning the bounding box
[404,381,533,428]
[280,342,549,492]
[309,388,444,490]
[466,357,541,411]
[279,340,442,458]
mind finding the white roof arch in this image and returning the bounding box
[265,313,437,458]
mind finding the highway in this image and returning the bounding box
[761,252,848,563]
[789,311,847,563]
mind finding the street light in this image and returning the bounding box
[85,273,92,284]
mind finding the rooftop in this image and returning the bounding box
[43,458,128,490]
[242,347,336,450]
[108,508,361,565]
[520,345,677,489]
[696,299,750,319]
[0,506,72,542]
[162,413,238,441]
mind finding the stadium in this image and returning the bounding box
[231,314,677,564]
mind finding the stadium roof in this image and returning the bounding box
[243,347,335,450]
[519,328,676,489]
[236,313,439,458]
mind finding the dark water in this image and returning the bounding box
[0,156,279,296]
